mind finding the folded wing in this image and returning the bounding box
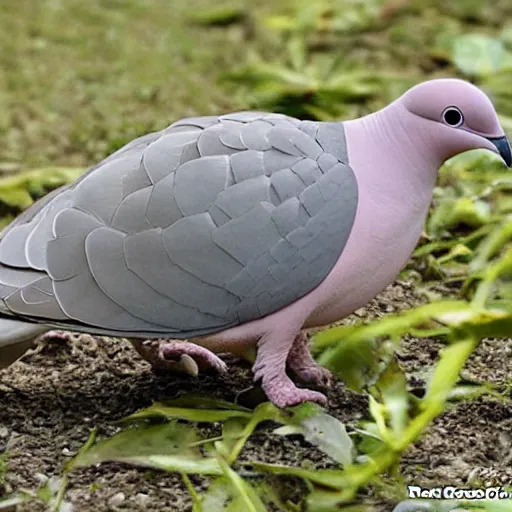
[0,113,358,337]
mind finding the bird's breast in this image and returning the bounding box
[304,183,431,327]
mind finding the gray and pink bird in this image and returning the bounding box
[0,79,509,407]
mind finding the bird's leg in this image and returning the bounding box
[253,330,327,408]
[129,339,227,377]
[286,332,332,388]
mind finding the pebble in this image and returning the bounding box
[108,492,126,508]
[59,501,74,512]
[6,431,21,450]
[135,493,150,507]
[0,426,9,438]
[34,473,49,484]
[48,476,62,494]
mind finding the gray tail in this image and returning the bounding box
[0,319,49,369]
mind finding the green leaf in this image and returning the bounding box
[123,403,252,424]
[477,500,512,512]
[0,167,82,210]
[0,187,33,208]
[317,334,379,392]
[71,423,200,464]
[428,197,491,236]
[452,34,506,77]
[217,457,267,512]
[158,394,251,412]
[470,216,512,271]
[374,359,409,439]
[252,462,349,489]
[315,301,472,392]
[274,408,354,465]
[287,36,307,72]
[69,422,221,475]
[294,413,354,466]
[423,337,478,409]
[285,402,325,423]
[447,383,498,402]
[224,402,286,464]
[216,417,250,458]
[187,6,246,26]
[272,425,303,436]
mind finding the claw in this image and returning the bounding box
[179,353,199,377]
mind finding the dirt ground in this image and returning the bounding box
[0,281,511,511]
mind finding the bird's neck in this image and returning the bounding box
[343,101,442,200]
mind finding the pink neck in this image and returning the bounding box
[343,101,442,201]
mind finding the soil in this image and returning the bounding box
[0,281,510,511]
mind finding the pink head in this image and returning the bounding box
[398,78,511,167]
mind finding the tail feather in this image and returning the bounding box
[0,319,49,368]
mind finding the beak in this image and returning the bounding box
[487,135,512,167]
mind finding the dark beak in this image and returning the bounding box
[487,135,512,167]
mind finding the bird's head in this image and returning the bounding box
[399,78,511,167]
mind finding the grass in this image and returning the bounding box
[0,0,275,167]
[2,0,512,511]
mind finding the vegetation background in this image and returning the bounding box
[1,0,512,511]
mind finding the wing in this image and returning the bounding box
[0,112,358,338]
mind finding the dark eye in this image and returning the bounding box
[442,107,464,127]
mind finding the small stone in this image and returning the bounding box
[0,426,9,438]
[61,447,73,457]
[59,501,74,512]
[6,431,21,450]
[135,493,150,507]
[34,473,49,484]
[48,476,62,494]
[108,492,126,508]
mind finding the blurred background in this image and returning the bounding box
[2,0,512,168]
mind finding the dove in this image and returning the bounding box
[0,78,509,408]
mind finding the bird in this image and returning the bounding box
[0,78,509,408]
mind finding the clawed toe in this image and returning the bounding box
[286,332,333,389]
[158,342,228,376]
[292,365,333,389]
[261,375,328,408]
[130,338,228,377]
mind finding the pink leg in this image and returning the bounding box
[253,331,327,408]
[130,339,228,377]
[287,332,332,388]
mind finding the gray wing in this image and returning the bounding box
[0,112,358,338]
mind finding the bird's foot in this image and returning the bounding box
[133,339,228,377]
[287,332,332,388]
[261,374,327,408]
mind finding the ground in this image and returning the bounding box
[0,281,510,511]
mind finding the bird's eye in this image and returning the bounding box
[442,107,464,127]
